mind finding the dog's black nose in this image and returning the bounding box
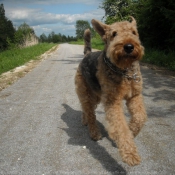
[124,44,134,54]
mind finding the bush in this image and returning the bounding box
[136,0,175,51]
[143,48,175,71]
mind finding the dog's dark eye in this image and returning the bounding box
[112,31,117,37]
[132,31,136,35]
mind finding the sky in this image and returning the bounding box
[0,0,105,37]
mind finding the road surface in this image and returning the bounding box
[0,44,175,174]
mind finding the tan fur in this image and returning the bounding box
[75,17,147,166]
[83,29,91,55]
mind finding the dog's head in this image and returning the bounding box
[91,17,144,69]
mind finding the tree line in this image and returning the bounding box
[0,3,77,52]
[39,32,77,43]
[100,0,175,51]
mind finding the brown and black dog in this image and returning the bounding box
[75,17,147,166]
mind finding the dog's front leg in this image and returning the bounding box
[126,94,147,137]
[104,101,141,166]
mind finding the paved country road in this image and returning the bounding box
[0,43,175,175]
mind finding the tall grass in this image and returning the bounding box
[143,48,175,71]
[0,43,57,75]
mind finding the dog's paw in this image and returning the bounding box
[122,152,141,166]
[89,128,102,141]
[129,124,140,138]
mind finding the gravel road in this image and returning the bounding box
[0,43,175,175]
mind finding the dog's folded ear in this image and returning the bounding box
[91,19,109,37]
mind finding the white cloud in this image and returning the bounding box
[3,0,105,37]
[6,7,104,26]
[0,0,102,5]
[32,24,76,36]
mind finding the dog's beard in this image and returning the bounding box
[107,44,143,69]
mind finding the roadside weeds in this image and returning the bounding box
[0,45,59,91]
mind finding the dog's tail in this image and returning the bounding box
[83,29,91,55]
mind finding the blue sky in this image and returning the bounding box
[0,0,105,37]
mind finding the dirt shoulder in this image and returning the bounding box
[0,45,59,91]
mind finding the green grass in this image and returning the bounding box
[143,48,175,71]
[0,43,57,75]
[91,37,104,50]
[69,38,104,50]
[69,39,84,45]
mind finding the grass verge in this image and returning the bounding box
[69,38,104,51]
[0,43,57,75]
[143,48,175,71]
[69,40,84,45]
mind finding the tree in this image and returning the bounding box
[75,20,91,39]
[0,4,15,50]
[67,35,70,42]
[136,0,175,50]
[0,3,5,17]
[39,33,48,42]
[18,22,34,36]
[39,31,77,43]
[14,22,35,46]
[100,0,136,24]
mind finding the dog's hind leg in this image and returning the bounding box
[75,70,101,141]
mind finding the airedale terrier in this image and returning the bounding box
[75,17,147,166]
